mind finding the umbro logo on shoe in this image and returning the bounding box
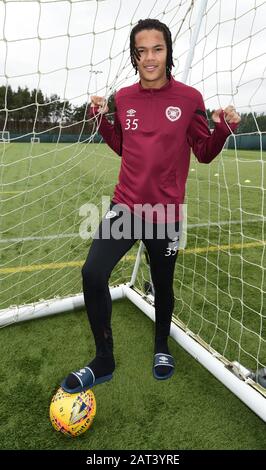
[105,210,117,219]
[158,356,169,364]
[77,368,88,376]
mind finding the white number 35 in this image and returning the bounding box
[125,118,139,130]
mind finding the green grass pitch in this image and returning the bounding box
[0,143,265,449]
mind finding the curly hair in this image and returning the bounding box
[130,18,174,80]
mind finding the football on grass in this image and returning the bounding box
[50,387,96,437]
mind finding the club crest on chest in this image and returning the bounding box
[165,106,182,122]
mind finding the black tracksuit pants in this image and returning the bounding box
[81,200,179,358]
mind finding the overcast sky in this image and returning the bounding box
[0,0,265,113]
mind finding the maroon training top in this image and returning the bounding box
[89,74,238,222]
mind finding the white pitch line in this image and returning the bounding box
[187,217,265,228]
[0,217,264,244]
[0,233,78,243]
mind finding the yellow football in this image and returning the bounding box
[49,387,96,437]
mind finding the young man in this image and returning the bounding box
[61,19,240,393]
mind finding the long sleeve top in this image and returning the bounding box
[89,75,238,223]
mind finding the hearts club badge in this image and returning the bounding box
[165,106,182,122]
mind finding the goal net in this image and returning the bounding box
[0,0,265,420]
[0,131,10,142]
[31,136,40,143]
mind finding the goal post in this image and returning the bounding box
[0,0,265,422]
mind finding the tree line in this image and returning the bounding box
[0,85,265,134]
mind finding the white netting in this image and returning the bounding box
[0,0,265,377]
